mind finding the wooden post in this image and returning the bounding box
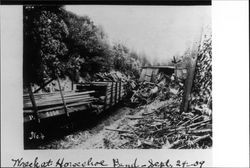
[110,82,113,106]
[180,57,197,113]
[28,83,40,123]
[180,27,204,113]
[57,77,69,117]
[119,81,121,101]
[71,80,74,91]
[103,84,107,110]
[174,64,177,77]
[115,82,118,104]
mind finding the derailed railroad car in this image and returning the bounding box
[23,80,126,144]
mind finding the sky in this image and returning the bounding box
[65,5,211,64]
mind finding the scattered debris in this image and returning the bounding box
[105,97,212,149]
[129,72,184,106]
[104,34,212,149]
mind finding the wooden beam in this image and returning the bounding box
[180,28,204,113]
[27,83,40,123]
[104,85,107,110]
[110,82,113,106]
[180,57,197,113]
[33,78,54,93]
[115,82,118,104]
[57,77,69,117]
[119,82,121,101]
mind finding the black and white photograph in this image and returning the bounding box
[23,5,212,150]
[1,0,249,167]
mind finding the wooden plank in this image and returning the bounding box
[33,78,54,93]
[115,82,118,104]
[63,90,95,97]
[24,90,95,108]
[24,95,92,106]
[24,97,95,109]
[23,90,72,98]
[119,82,121,101]
[110,82,113,107]
[180,59,196,112]
[103,85,108,110]
[57,77,69,117]
[40,94,91,103]
[113,84,116,104]
[25,94,92,104]
[24,99,93,113]
[27,83,40,123]
[180,30,203,113]
[24,106,64,113]
[24,90,95,100]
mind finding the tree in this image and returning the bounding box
[23,5,69,85]
[112,43,142,78]
[24,5,145,87]
[62,9,113,76]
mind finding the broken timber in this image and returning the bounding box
[180,28,204,113]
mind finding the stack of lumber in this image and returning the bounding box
[23,90,96,122]
[76,81,125,111]
[90,71,136,102]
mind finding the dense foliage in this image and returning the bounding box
[23,6,150,86]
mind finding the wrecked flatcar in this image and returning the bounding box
[23,80,125,128]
